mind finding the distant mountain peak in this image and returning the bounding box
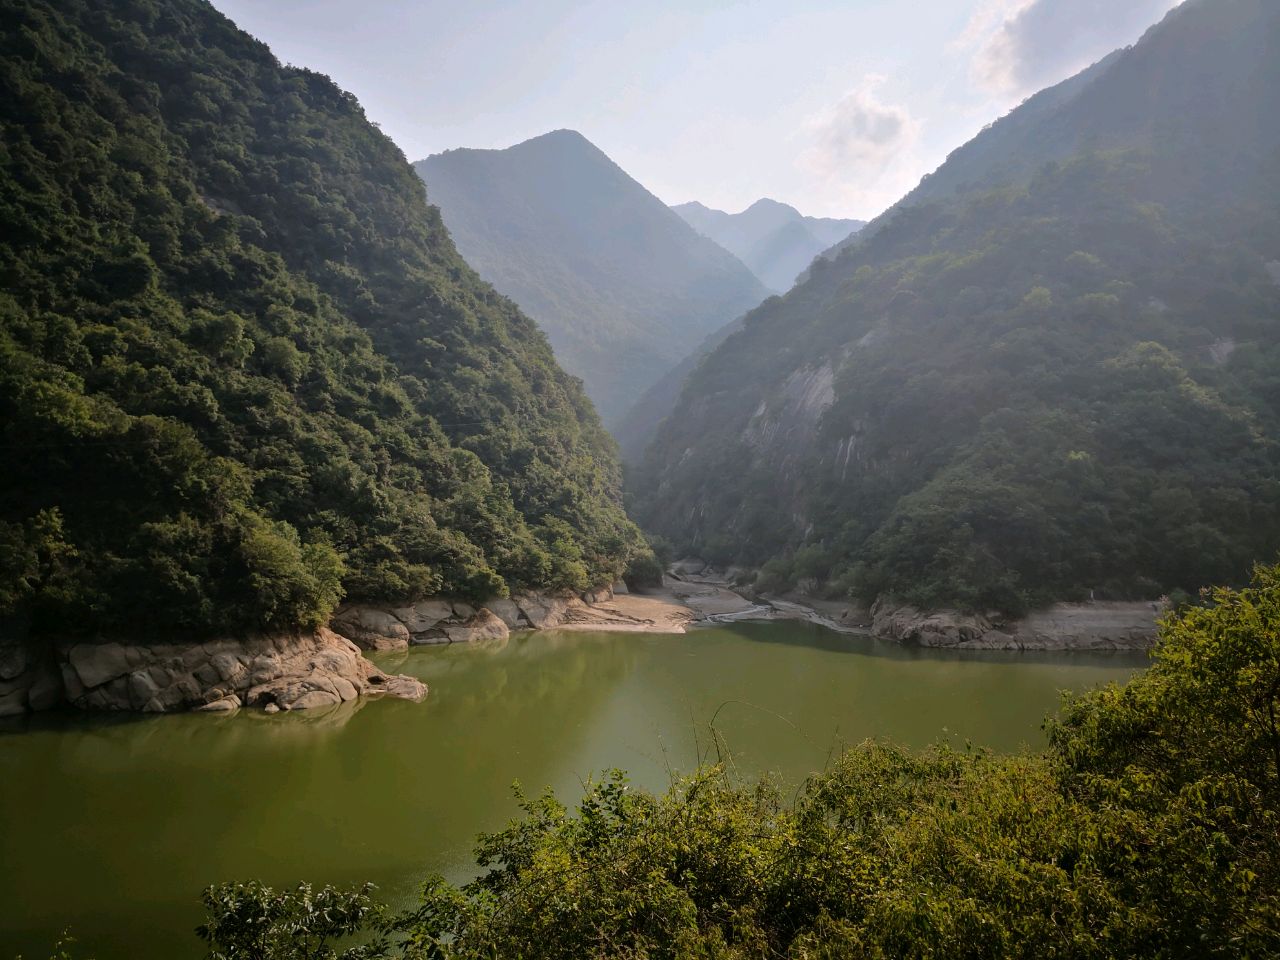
[744,197,802,217]
[672,198,864,293]
[518,128,594,149]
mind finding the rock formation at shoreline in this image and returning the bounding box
[869,600,1162,651]
[0,628,426,719]
[0,583,683,719]
[666,558,1160,650]
[329,583,692,650]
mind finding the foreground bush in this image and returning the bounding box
[199,565,1280,958]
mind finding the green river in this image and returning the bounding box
[0,622,1145,958]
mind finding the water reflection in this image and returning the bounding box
[0,624,1142,960]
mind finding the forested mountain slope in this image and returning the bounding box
[673,198,864,293]
[612,314,749,462]
[415,133,768,427]
[636,0,1280,614]
[0,0,645,642]
[615,201,862,460]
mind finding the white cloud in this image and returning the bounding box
[798,76,923,213]
[965,0,1182,96]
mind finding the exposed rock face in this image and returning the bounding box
[328,588,616,651]
[0,628,426,718]
[0,625,63,718]
[3,585,630,718]
[329,607,413,651]
[515,595,574,630]
[871,604,995,648]
[442,609,509,644]
[670,558,710,577]
[1010,603,1165,650]
[871,600,1162,651]
[485,599,525,628]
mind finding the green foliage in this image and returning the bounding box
[239,520,345,631]
[633,1,1280,613]
[198,564,1280,958]
[622,547,664,589]
[197,881,388,960]
[637,153,1280,613]
[0,0,645,640]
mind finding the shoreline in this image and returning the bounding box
[2,576,1159,721]
[646,566,1161,652]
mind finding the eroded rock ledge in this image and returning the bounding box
[0,586,630,719]
[0,627,426,719]
[328,585,642,651]
[870,600,1164,651]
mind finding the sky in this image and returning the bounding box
[210,0,1183,220]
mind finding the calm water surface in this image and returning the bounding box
[1,622,1145,958]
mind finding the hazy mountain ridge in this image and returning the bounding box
[0,0,645,642]
[814,0,1263,267]
[674,198,864,293]
[415,132,768,426]
[610,197,862,458]
[636,0,1280,615]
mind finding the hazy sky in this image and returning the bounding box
[211,0,1182,219]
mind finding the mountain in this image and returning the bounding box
[673,198,865,293]
[414,133,768,426]
[0,0,647,643]
[610,199,862,458]
[635,0,1280,615]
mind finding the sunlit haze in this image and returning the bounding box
[210,0,1181,219]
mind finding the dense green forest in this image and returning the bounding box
[184,562,1280,957]
[635,0,1280,615]
[416,132,768,427]
[0,0,646,640]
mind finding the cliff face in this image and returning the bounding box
[635,0,1280,615]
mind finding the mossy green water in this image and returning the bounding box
[0,622,1141,959]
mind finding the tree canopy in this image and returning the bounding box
[633,0,1280,614]
[0,0,647,639]
[195,562,1280,958]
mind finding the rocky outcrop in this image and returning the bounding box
[871,600,1163,651]
[329,588,618,651]
[0,627,426,718]
[1,584,636,719]
[871,604,995,648]
[671,558,711,577]
[442,609,509,644]
[0,624,62,718]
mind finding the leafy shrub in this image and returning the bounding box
[197,564,1280,958]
